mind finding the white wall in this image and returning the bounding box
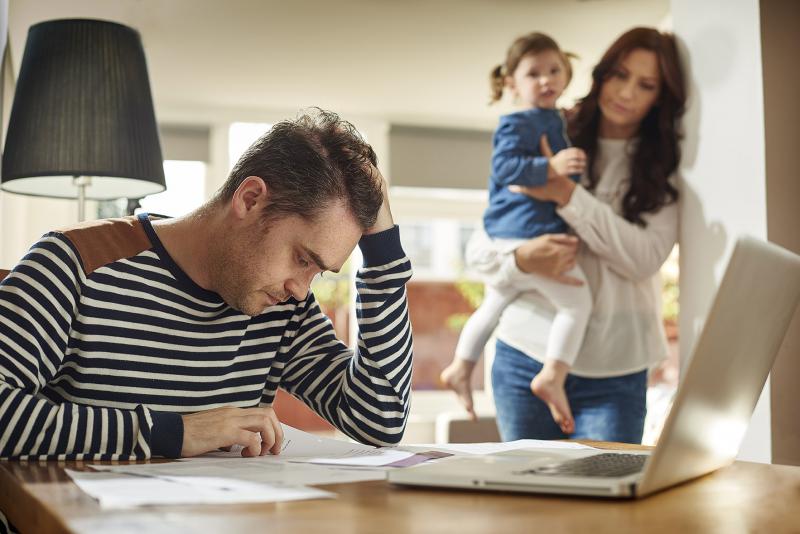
[672,0,771,462]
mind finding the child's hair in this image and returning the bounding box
[489,32,577,104]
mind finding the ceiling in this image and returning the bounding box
[8,0,670,129]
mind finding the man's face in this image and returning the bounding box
[211,200,362,316]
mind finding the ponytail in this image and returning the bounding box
[491,32,575,105]
[489,64,505,104]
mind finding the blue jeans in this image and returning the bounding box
[491,340,647,443]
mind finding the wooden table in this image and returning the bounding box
[2,443,800,534]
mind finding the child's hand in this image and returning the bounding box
[549,148,586,177]
[542,135,587,178]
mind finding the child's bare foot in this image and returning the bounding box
[530,361,574,434]
[440,359,478,420]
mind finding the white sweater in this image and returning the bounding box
[472,137,677,377]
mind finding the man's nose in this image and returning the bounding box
[285,275,311,301]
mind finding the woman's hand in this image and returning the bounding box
[513,234,583,286]
[509,135,579,207]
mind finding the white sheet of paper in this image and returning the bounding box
[197,424,377,460]
[91,458,386,486]
[303,448,417,467]
[189,424,420,467]
[66,469,334,509]
[398,439,597,456]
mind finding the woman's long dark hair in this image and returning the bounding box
[569,27,686,226]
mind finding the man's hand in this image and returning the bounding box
[363,166,395,235]
[181,406,284,458]
[513,234,584,286]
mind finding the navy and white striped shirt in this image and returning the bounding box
[0,214,413,460]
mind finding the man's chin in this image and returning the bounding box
[228,298,264,317]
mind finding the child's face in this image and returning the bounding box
[506,50,569,109]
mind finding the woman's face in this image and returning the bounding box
[598,48,661,139]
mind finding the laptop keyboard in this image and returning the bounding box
[519,453,648,478]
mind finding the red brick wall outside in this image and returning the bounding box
[405,281,485,390]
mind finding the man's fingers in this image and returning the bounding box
[259,424,276,456]
[269,417,284,455]
[237,430,262,457]
[240,414,278,455]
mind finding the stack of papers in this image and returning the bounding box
[69,424,597,508]
[66,470,334,508]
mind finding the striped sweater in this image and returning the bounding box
[0,214,413,460]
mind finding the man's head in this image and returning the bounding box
[206,109,384,316]
[214,108,383,230]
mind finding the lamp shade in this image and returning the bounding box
[1,18,165,199]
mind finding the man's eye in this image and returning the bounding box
[298,257,310,268]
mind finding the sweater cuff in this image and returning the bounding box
[150,410,184,458]
[528,156,550,187]
[556,183,592,226]
[359,225,405,267]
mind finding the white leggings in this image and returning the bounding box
[455,264,592,366]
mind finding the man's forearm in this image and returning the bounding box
[0,390,166,460]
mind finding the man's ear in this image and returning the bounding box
[231,176,269,220]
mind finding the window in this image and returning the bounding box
[96,160,206,219]
[229,122,273,169]
[139,161,206,217]
[392,187,487,394]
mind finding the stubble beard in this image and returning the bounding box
[208,228,267,317]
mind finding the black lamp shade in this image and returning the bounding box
[1,19,165,199]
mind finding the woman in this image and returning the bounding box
[447,27,686,443]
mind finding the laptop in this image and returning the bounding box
[390,236,800,498]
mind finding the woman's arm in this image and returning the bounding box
[510,178,677,282]
[557,185,677,281]
[465,229,582,286]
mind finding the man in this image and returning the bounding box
[0,109,413,461]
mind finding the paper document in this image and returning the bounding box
[399,439,597,456]
[66,469,334,509]
[91,458,387,486]
[196,424,449,467]
[199,424,376,459]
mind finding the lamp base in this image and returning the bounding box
[74,176,92,222]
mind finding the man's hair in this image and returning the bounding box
[215,108,382,230]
